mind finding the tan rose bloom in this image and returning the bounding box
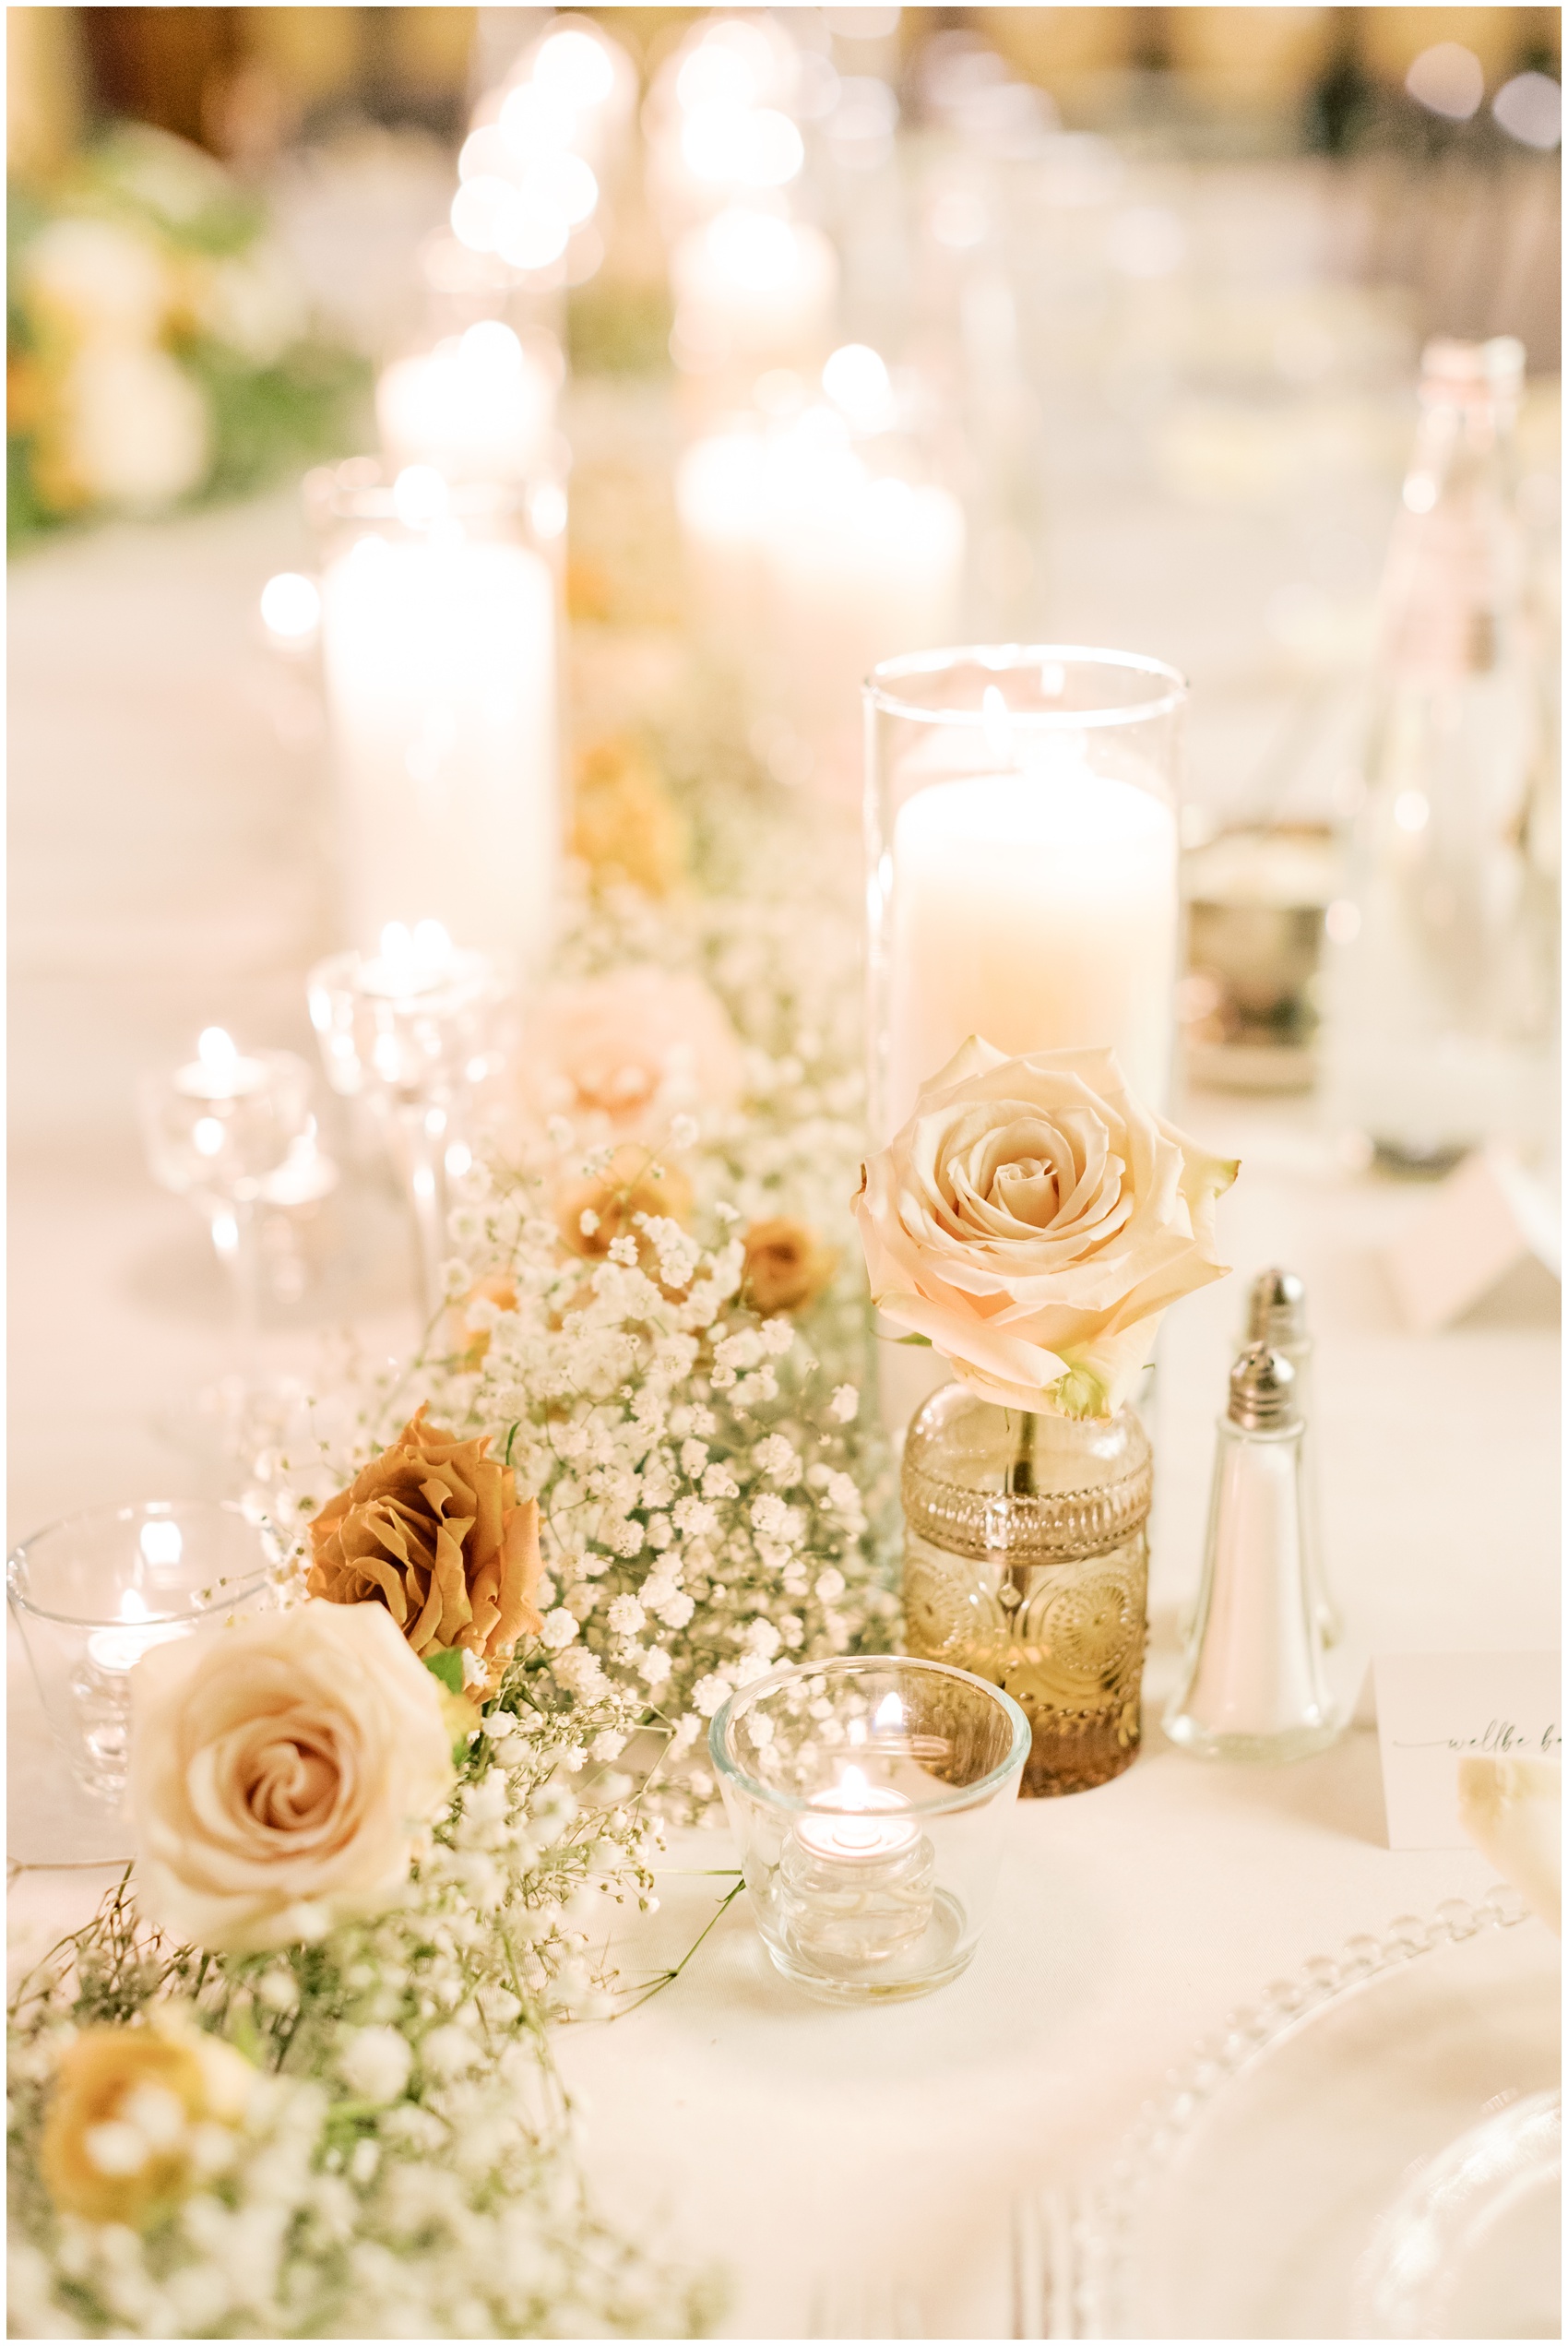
[130,1600,455,1954]
[742,1217,838,1316]
[42,2015,255,2227]
[855,1037,1237,1417]
[571,734,689,899]
[557,1142,694,1280]
[308,1406,542,1690]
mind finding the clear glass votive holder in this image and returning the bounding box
[7,1502,272,1803]
[709,1656,1029,2004]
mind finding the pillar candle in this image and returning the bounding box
[319,529,557,968]
[886,766,1179,1129]
[375,324,557,482]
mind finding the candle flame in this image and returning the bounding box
[197,1027,237,1072]
[392,465,449,529]
[259,572,321,641]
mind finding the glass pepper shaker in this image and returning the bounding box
[1164,1343,1341,1764]
[1244,1268,1340,1647]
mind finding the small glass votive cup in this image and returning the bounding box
[7,1503,272,1803]
[709,1656,1029,2005]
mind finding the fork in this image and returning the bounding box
[1011,2187,1077,2339]
[806,2273,923,2338]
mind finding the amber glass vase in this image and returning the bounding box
[901,1385,1153,1796]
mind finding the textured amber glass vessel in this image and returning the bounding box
[901,1385,1153,1796]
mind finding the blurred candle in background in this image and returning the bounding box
[312,461,558,971]
[375,320,561,482]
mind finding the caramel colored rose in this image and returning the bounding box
[557,1142,695,1278]
[308,1407,542,1692]
[571,734,689,899]
[742,1217,838,1316]
[42,2016,255,2227]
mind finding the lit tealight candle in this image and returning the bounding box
[780,1761,937,1976]
[173,1027,267,1102]
[356,920,459,1001]
[86,1589,184,1676]
[794,1768,921,1864]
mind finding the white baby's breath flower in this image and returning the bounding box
[606,1595,646,1636]
[828,1385,859,1422]
[692,1673,733,1718]
[540,1609,581,1650]
[339,2027,413,2104]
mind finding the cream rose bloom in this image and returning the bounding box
[855,1037,1238,1416]
[130,1601,455,1955]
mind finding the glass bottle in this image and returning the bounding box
[1244,1268,1339,1647]
[901,1385,1153,1796]
[1164,1344,1340,1764]
[1324,335,1558,1172]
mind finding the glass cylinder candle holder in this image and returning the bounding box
[308,924,510,1327]
[7,1503,271,1803]
[863,646,1185,1146]
[709,1655,1028,2004]
[902,1385,1154,1797]
[305,458,561,972]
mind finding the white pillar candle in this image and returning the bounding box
[673,423,772,664]
[375,322,558,482]
[670,207,837,372]
[764,468,965,757]
[320,522,557,968]
[886,765,1179,1129]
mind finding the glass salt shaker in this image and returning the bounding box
[1245,1268,1340,1647]
[1164,1344,1342,1764]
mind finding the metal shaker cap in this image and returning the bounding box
[1245,1267,1307,1348]
[1228,1342,1300,1432]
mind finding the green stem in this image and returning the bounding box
[1006,1411,1038,1498]
[610,1874,744,2018]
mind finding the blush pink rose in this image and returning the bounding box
[855,1036,1237,1417]
[525,966,745,1137]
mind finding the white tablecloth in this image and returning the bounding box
[7,492,1559,2340]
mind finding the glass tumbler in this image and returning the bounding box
[709,1655,1028,2004]
[863,646,1185,1144]
[7,1502,272,1802]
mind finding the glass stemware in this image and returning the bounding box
[137,1027,316,1455]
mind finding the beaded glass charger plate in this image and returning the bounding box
[1084,1897,1561,2340]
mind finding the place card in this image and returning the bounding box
[1383,1146,1561,1334]
[1373,1652,1562,1849]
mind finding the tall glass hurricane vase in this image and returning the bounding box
[863,645,1185,1148]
